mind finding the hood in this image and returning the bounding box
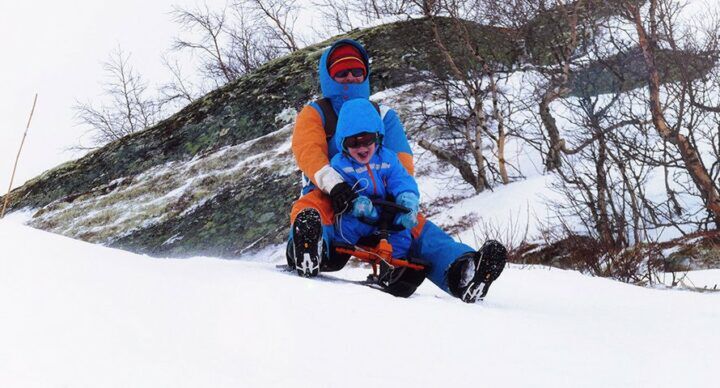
[335,99,384,153]
[319,39,371,112]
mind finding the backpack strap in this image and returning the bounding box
[314,98,382,140]
[314,98,337,139]
[370,101,381,115]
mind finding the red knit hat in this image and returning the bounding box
[328,44,367,78]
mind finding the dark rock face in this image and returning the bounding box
[6,17,519,213]
[25,124,298,257]
[569,47,717,98]
[3,18,521,257]
[113,169,299,258]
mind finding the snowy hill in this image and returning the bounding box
[2,215,718,387]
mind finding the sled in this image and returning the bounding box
[329,199,429,298]
[285,199,428,297]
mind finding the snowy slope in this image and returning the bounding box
[1,216,718,388]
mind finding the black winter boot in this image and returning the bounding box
[291,208,324,277]
[448,240,507,303]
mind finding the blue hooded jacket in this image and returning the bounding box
[317,39,371,113]
[330,99,419,201]
[309,39,413,161]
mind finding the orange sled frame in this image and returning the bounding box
[332,199,428,297]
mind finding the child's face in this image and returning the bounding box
[348,142,376,164]
[344,132,377,164]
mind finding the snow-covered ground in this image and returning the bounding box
[2,215,718,388]
[3,2,720,386]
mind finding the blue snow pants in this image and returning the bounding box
[407,220,474,292]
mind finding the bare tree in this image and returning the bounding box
[528,0,598,171]
[246,0,302,52]
[225,2,280,73]
[550,92,643,247]
[616,0,720,226]
[310,0,427,35]
[533,0,720,285]
[411,1,523,192]
[74,47,159,148]
[310,0,358,35]
[158,55,201,110]
[171,3,238,85]
[169,1,301,92]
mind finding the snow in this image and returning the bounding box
[1,216,718,388]
[439,174,560,247]
[3,4,720,386]
[275,107,298,124]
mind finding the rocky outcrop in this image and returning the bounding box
[5,17,519,214]
[3,14,714,258]
[569,47,717,97]
[2,18,520,257]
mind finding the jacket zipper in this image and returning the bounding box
[365,164,378,196]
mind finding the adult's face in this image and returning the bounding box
[333,68,365,84]
[333,73,365,84]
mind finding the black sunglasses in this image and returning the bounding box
[335,68,365,78]
[344,133,377,149]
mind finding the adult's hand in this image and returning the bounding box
[330,182,358,215]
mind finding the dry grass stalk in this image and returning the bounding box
[1,93,38,219]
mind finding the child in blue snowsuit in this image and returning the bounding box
[330,99,420,258]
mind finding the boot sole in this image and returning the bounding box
[462,241,507,303]
[292,210,323,277]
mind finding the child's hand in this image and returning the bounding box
[395,192,419,229]
[352,196,379,221]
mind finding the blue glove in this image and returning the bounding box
[395,192,419,229]
[352,195,379,221]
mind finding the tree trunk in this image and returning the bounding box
[418,139,482,192]
[498,127,509,184]
[630,3,720,226]
[595,131,615,248]
[540,91,564,172]
[491,74,510,184]
[470,104,489,192]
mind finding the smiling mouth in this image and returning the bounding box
[357,150,370,159]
